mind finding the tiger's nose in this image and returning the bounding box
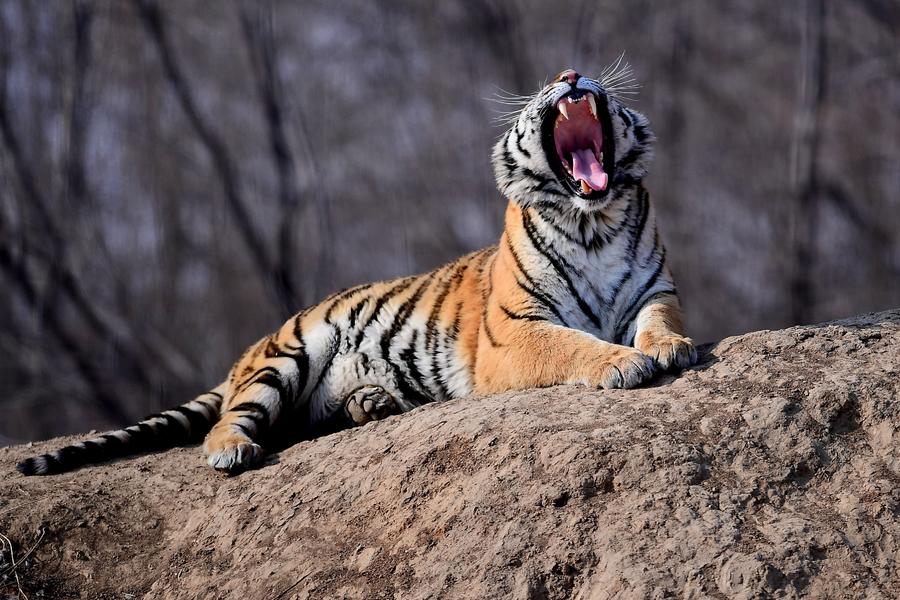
[558,69,580,85]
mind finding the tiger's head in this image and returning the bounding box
[492,66,653,213]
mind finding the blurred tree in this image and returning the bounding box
[0,0,897,442]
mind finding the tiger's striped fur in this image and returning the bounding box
[17,67,696,475]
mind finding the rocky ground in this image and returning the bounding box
[1,309,899,599]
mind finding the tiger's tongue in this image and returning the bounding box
[571,149,608,192]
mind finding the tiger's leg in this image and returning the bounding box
[632,292,697,371]
[474,318,656,394]
[204,351,301,472]
[344,385,400,426]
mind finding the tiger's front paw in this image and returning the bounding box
[597,348,656,389]
[637,333,697,371]
[345,385,399,425]
[203,432,264,473]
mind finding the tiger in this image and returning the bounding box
[17,67,696,476]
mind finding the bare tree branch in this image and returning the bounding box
[64,1,201,384]
[474,0,531,92]
[0,213,131,424]
[238,0,336,302]
[34,0,96,333]
[820,181,895,250]
[291,107,336,301]
[237,0,301,308]
[858,0,900,34]
[67,0,93,211]
[133,0,297,316]
[0,6,192,406]
[788,0,827,325]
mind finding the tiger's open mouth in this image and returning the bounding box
[543,90,615,199]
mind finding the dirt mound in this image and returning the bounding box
[2,310,899,599]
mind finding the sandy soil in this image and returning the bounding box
[1,309,899,599]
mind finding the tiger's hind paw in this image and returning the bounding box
[204,436,264,473]
[345,385,399,426]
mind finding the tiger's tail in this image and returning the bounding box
[15,385,226,476]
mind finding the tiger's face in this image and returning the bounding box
[492,67,654,213]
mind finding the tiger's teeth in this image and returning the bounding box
[587,95,597,119]
[580,180,592,194]
[558,103,569,120]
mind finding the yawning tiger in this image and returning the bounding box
[17,66,696,476]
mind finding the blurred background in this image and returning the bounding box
[1,0,898,443]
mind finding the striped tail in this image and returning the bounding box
[16,386,225,476]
